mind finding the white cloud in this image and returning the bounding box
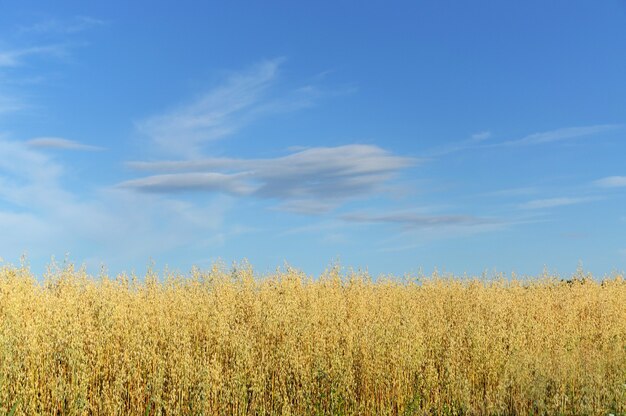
[0,34,87,121]
[341,211,497,229]
[0,17,105,120]
[0,137,96,254]
[136,59,283,157]
[126,60,380,214]
[425,131,493,157]
[135,58,345,158]
[518,197,592,210]
[471,131,491,141]
[119,172,254,195]
[273,199,340,215]
[121,144,417,212]
[339,209,513,253]
[0,57,371,270]
[425,125,621,158]
[0,136,231,271]
[18,16,107,35]
[0,136,63,185]
[594,176,626,188]
[497,124,621,147]
[26,137,104,151]
[0,45,69,68]
[481,186,538,197]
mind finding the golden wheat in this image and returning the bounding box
[0,261,625,415]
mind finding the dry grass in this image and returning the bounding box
[0,261,625,415]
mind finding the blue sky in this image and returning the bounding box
[1,1,625,277]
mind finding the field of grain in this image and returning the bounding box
[0,262,625,415]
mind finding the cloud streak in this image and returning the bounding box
[471,131,491,141]
[341,211,498,229]
[0,18,104,118]
[0,45,69,68]
[18,16,107,35]
[121,145,417,213]
[26,137,104,151]
[424,131,492,157]
[135,58,347,158]
[495,124,621,147]
[426,124,621,158]
[136,59,282,157]
[119,172,254,194]
[594,176,626,188]
[126,60,389,213]
[518,197,592,210]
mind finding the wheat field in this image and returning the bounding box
[0,262,625,415]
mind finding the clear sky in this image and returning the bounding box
[1,1,625,278]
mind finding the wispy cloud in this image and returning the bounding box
[121,145,417,213]
[0,135,231,269]
[481,186,538,197]
[424,130,492,157]
[496,125,621,147]
[126,60,379,214]
[471,131,491,141]
[279,220,345,236]
[119,172,254,195]
[26,137,104,151]
[426,124,621,158]
[340,211,498,229]
[0,15,106,121]
[594,176,626,188]
[560,232,589,240]
[0,135,63,187]
[18,16,107,35]
[518,197,593,210]
[0,45,69,68]
[135,59,349,158]
[136,59,283,157]
[273,200,340,215]
[338,209,512,253]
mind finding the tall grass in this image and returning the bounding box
[0,262,625,415]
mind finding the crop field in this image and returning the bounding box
[0,263,625,415]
